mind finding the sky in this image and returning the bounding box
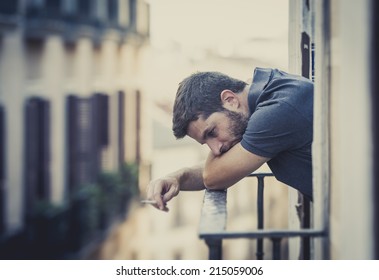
[146,0,289,66]
[140,0,290,104]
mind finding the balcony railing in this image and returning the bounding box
[198,173,326,260]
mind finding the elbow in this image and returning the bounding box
[203,170,225,190]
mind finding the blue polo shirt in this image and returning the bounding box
[240,68,314,200]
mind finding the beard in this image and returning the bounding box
[224,109,249,143]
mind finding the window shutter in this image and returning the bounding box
[108,0,118,24]
[24,97,51,212]
[67,95,100,193]
[118,91,125,168]
[66,95,79,192]
[45,0,62,15]
[92,93,109,147]
[77,0,91,19]
[0,0,19,15]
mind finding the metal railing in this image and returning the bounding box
[198,173,326,260]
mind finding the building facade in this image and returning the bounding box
[0,0,150,258]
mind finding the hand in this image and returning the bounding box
[146,176,180,212]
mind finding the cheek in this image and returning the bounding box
[218,126,233,140]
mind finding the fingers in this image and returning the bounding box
[162,184,179,204]
[146,178,179,212]
[146,180,164,210]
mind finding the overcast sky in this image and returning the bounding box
[147,0,289,66]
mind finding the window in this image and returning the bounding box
[118,91,125,168]
[66,94,109,193]
[45,0,62,15]
[67,95,96,191]
[77,0,91,19]
[24,97,51,212]
[0,0,19,15]
[108,0,118,24]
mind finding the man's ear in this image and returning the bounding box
[220,90,239,110]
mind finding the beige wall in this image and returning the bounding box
[312,0,375,259]
[328,0,374,259]
[0,30,26,232]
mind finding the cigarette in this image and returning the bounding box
[140,200,158,205]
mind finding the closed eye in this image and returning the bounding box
[207,127,217,138]
[202,127,217,143]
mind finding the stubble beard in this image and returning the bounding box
[224,109,249,146]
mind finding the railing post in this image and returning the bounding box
[271,238,282,260]
[256,175,265,260]
[205,238,222,260]
[301,196,311,259]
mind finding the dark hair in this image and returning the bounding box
[172,71,247,138]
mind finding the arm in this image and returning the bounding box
[146,164,205,211]
[176,164,206,191]
[203,143,269,189]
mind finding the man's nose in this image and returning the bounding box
[207,140,223,156]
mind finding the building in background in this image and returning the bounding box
[0,0,150,259]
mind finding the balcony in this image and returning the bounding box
[198,173,326,260]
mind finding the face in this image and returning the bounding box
[187,110,249,156]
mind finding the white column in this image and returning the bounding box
[329,0,373,259]
[0,30,26,233]
[74,37,94,97]
[42,35,66,204]
[98,39,119,171]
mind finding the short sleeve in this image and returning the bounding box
[240,100,312,158]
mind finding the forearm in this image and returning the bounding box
[169,164,206,191]
[203,152,235,189]
[203,144,269,190]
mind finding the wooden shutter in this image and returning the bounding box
[0,0,18,15]
[92,93,109,148]
[67,95,100,193]
[118,91,125,168]
[77,0,91,19]
[24,97,51,212]
[108,0,119,24]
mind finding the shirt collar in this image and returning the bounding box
[248,67,273,114]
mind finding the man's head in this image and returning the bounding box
[172,71,250,155]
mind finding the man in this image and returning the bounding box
[146,67,314,212]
